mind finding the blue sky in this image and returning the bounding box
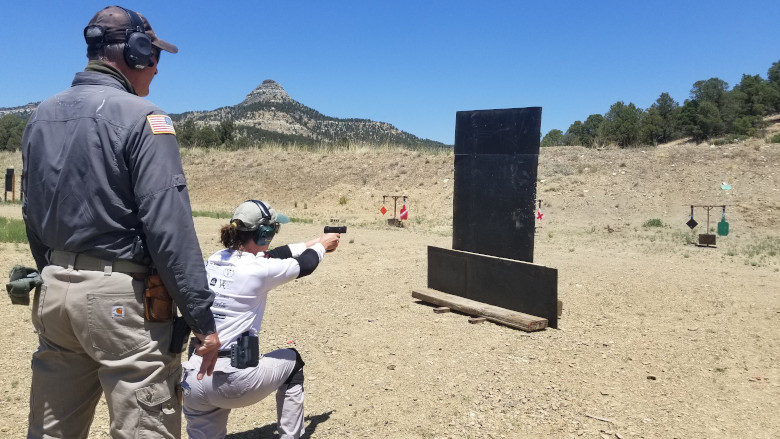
[1,1,778,145]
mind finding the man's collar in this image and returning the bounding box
[83,60,137,95]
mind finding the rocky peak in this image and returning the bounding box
[242,79,292,105]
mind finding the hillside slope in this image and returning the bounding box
[177,133,780,242]
[170,79,448,148]
[2,124,778,240]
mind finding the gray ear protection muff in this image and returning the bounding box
[120,7,153,69]
[249,200,279,246]
[83,6,153,69]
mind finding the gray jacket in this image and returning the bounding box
[21,70,215,335]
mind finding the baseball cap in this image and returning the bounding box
[85,6,178,54]
[231,200,290,231]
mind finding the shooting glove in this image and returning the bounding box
[6,265,42,306]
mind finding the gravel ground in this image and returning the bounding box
[0,134,778,438]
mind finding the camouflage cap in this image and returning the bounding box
[85,5,178,53]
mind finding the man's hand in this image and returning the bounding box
[319,233,340,253]
[192,332,220,380]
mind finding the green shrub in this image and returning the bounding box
[338,195,348,205]
[643,218,664,228]
[711,134,749,145]
[672,229,696,245]
[742,237,780,262]
[768,133,780,144]
[0,217,28,243]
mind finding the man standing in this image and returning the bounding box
[21,6,219,438]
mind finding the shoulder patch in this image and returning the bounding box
[146,115,176,135]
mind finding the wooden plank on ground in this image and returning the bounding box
[412,287,548,332]
[433,307,451,314]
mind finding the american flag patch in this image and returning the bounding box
[147,115,176,135]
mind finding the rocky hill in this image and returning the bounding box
[0,80,447,149]
[170,79,448,148]
[0,102,37,118]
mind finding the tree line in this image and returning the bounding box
[542,59,780,148]
[0,113,27,152]
[0,114,434,150]
[0,114,237,151]
[175,119,241,148]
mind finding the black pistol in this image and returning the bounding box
[169,316,192,354]
[324,226,347,234]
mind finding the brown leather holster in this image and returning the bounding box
[144,273,174,322]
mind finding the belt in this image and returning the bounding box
[187,338,232,359]
[49,250,149,278]
[191,350,231,359]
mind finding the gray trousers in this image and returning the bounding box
[27,264,181,439]
[182,349,304,439]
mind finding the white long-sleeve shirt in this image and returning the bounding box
[199,242,325,350]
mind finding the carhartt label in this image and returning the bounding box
[112,306,125,318]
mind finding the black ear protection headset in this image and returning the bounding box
[248,200,280,246]
[83,6,154,69]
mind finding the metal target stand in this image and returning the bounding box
[534,199,543,230]
[686,204,729,247]
[382,195,408,227]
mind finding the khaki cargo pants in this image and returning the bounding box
[28,262,181,439]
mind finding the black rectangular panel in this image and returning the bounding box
[4,168,13,192]
[452,107,541,263]
[427,247,558,328]
[452,154,538,262]
[427,246,467,297]
[455,107,542,155]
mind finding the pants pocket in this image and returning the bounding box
[31,284,47,335]
[87,292,149,357]
[136,367,182,437]
[214,370,254,399]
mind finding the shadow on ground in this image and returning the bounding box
[224,410,334,438]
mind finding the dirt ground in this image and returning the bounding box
[0,130,779,438]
